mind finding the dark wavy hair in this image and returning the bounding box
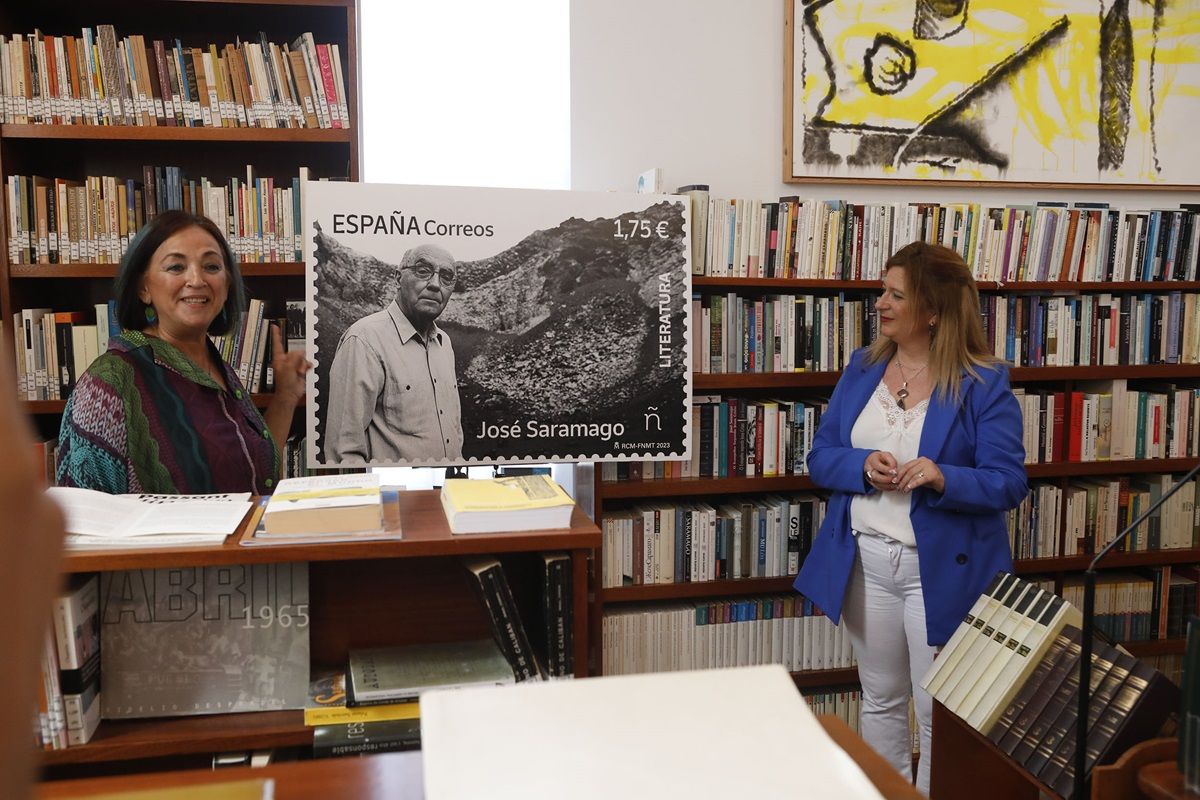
[113,210,245,336]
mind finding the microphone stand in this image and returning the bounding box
[1074,459,1200,799]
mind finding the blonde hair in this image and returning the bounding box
[864,241,998,401]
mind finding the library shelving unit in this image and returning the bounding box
[593,276,1200,688]
[40,490,599,775]
[0,0,361,441]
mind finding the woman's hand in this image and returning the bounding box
[895,456,945,493]
[864,450,899,492]
[270,323,311,407]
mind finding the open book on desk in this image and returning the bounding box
[46,487,253,548]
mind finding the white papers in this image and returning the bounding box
[47,487,252,548]
[421,664,885,800]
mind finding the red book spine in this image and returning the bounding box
[754,408,765,475]
[1052,390,1066,462]
[314,44,340,129]
[1068,391,1084,462]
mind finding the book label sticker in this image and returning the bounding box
[305,182,693,467]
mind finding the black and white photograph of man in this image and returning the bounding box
[306,182,691,468]
[324,244,463,463]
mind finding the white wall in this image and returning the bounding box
[362,0,570,190]
[570,0,1196,207]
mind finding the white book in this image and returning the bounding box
[921,572,1011,697]
[939,578,1035,714]
[46,487,251,540]
[967,593,1081,733]
[265,473,383,536]
[955,587,1048,724]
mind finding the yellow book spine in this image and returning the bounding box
[303,701,420,727]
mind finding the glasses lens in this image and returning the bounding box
[409,265,456,286]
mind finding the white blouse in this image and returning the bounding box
[849,381,929,547]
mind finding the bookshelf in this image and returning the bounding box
[0,0,361,443]
[593,260,1200,690]
[40,489,599,771]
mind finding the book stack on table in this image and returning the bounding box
[307,639,513,758]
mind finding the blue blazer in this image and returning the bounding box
[792,349,1028,646]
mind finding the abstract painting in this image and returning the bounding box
[786,0,1200,187]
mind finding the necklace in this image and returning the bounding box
[894,357,928,410]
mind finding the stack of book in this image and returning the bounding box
[922,573,1178,797]
[242,473,397,546]
[305,668,421,758]
[308,550,576,758]
[34,575,101,749]
[440,474,574,534]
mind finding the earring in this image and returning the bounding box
[145,304,157,323]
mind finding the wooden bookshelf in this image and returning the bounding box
[594,457,1200,501]
[694,365,1200,390]
[600,575,796,603]
[597,259,1200,694]
[1,0,360,442]
[41,490,599,768]
[693,276,1200,292]
[0,123,353,143]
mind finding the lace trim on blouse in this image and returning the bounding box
[873,380,929,429]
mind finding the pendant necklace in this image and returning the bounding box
[894,358,928,410]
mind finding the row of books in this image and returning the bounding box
[6,166,307,265]
[11,304,114,401]
[922,573,1177,798]
[599,494,825,588]
[35,574,101,749]
[0,28,349,129]
[1060,568,1200,643]
[14,297,303,402]
[1002,380,1200,466]
[990,292,1200,368]
[601,594,856,677]
[692,293,870,375]
[1009,474,1200,560]
[691,395,826,479]
[692,289,1200,377]
[677,186,1200,285]
[802,689,864,740]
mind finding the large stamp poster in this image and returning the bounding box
[304,182,692,468]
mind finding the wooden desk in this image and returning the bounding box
[38,716,921,799]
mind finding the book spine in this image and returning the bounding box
[478,563,542,681]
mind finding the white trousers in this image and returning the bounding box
[841,531,936,797]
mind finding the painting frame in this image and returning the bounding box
[783,0,1200,190]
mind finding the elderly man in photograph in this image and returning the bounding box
[324,243,464,463]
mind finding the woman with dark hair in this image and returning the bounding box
[794,241,1028,794]
[56,210,309,494]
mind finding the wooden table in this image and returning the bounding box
[38,716,923,799]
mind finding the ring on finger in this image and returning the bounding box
[917,471,925,480]
[866,469,874,481]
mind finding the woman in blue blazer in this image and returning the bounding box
[793,242,1027,794]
